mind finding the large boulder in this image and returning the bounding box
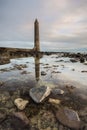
[29,86,51,103]
[54,107,81,129]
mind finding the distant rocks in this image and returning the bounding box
[14,64,27,70]
[52,71,61,74]
[80,57,85,63]
[29,86,51,103]
[54,107,81,129]
[81,70,87,73]
[14,98,29,110]
[70,58,78,63]
[21,70,27,74]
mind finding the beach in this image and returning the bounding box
[0,52,87,130]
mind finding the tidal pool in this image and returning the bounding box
[0,54,87,93]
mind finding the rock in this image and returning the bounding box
[52,71,61,73]
[0,81,4,86]
[0,92,10,103]
[0,109,7,123]
[81,70,87,73]
[21,71,27,74]
[80,57,85,63]
[48,98,61,105]
[13,112,29,125]
[29,86,51,103]
[41,71,47,76]
[70,59,78,63]
[72,68,75,71]
[84,62,87,65]
[58,124,64,130]
[14,64,27,70]
[54,107,81,129]
[79,107,87,116]
[52,88,64,95]
[5,100,14,109]
[11,112,30,129]
[14,98,29,110]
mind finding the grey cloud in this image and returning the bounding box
[0,0,87,49]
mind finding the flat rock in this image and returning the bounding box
[29,86,51,103]
[54,107,81,129]
[14,98,29,110]
[52,88,64,95]
[48,98,61,105]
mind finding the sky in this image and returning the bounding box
[0,0,87,51]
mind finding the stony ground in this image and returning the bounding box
[0,88,87,130]
[0,52,87,130]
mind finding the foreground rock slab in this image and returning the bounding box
[29,86,51,103]
[14,98,29,110]
[54,107,81,129]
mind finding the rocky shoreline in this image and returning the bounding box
[0,50,87,130]
[0,85,87,130]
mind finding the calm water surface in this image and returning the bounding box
[0,54,87,99]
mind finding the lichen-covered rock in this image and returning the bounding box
[14,98,29,110]
[29,86,51,103]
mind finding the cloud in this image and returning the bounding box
[0,0,87,50]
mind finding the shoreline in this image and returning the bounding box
[0,50,87,130]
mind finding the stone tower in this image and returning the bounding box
[34,19,40,51]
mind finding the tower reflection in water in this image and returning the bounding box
[35,54,40,82]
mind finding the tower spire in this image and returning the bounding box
[34,19,40,51]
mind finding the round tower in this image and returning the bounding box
[34,19,40,51]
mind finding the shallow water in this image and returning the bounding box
[0,54,87,97]
[0,53,87,130]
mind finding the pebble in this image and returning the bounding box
[41,71,47,76]
[48,98,61,105]
[14,98,29,110]
[52,88,64,95]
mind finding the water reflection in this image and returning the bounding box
[35,54,40,81]
[0,52,41,81]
